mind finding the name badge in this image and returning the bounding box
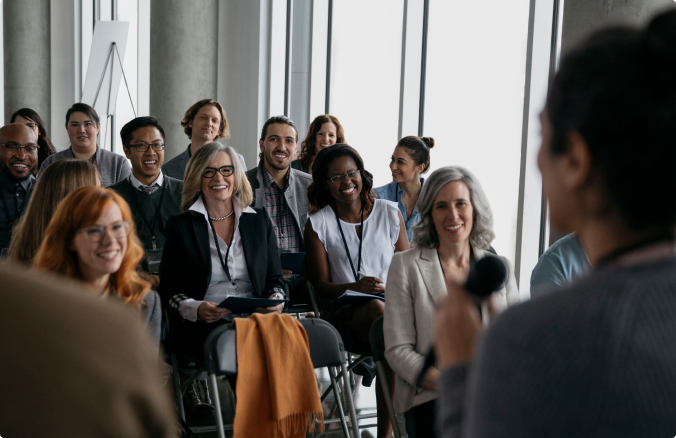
[146,248,163,275]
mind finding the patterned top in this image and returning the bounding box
[263,167,302,253]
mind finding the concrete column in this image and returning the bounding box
[561,0,673,55]
[150,0,219,160]
[3,0,51,127]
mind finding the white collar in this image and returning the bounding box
[129,171,164,190]
[189,196,256,219]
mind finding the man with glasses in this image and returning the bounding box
[246,115,312,305]
[162,98,246,180]
[110,117,182,276]
[0,124,38,255]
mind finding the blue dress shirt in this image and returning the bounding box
[374,179,424,242]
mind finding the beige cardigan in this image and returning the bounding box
[383,245,520,414]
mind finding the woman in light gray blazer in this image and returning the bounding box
[383,166,519,438]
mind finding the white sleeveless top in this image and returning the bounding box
[309,199,400,291]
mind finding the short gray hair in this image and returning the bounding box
[181,142,253,211]
[412,166,495,250]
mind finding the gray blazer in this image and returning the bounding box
[38,146,131,188]
[383,245,519,414]
[162,144,247,181]
[245,160,312,243]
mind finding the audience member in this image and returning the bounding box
[0,264,175,437]
[162,99,246,180]
[158,142,286,415]
[10,108,57,172]
[111,117,182,276]
[34,186,161,344]
[384,166,519,438]
[434,10,676,437]
[304,144,408,438]
[291,114,346,174]
[246,115,313,303]
[375,136,434,242]
[38,103,131,187]
[530,232,590,297]
[0,124,38,255]
[8,159,99,265]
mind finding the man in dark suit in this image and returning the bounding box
[110,117,183,276]
[162,99,246,180]
[246,115,312,306]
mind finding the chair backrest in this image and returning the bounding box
[300,318,347,368]
[204,324,237,376]
[368,315,386,362]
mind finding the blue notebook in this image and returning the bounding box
[280,252,305,274]
[217,296,288,314]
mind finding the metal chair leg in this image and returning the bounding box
[328,366,352,438]
[171,354,186,422]
[341,362,361,438]
[376,361,402,438]
[208,374,226,438]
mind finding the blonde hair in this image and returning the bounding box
[181,142,253,212]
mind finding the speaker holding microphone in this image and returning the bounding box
[416,255,508,386]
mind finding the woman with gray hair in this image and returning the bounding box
[383,165,519,438]
[158,142,286,414]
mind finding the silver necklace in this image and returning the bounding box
[209,210,234,221]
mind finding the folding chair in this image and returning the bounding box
[203,317,361,438]
[369,316,403,438]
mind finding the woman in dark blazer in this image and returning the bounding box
[159,142,286,358]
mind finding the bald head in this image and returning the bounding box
[0,123,39,181]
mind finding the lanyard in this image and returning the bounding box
[334,207,364,282]
[595,233,676,268]
[207,210,238,290]
[130,181,167,251]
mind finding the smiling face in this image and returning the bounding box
[432,181,474,246]
[260,123,298,171]
[67,111,100,152]
[189,104,221,143]
[123,126,165,184]
[315,121,338,154]
[326,156,362,206]
[390,146,425,183]
[0,124,38,181]
[201,151,235,205]
[71,201,127,285]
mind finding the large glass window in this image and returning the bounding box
[113,0,138,155]
[423,0,530,263]
[325,0,404,186]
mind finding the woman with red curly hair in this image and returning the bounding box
[34,186,161,343]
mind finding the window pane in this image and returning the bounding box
[327,0,404,186]
[423,0,530,263]
[114,0,139,155]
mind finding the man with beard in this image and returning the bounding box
[0,124,38,254]
[246,115,312,305]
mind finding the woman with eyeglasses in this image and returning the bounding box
[304,144,409,438]
[38,103,131,187]
[33,186,161,344]
[10,108,57,173]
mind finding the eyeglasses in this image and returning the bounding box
[127,142,165,152]
[327,169,360,184]
[78,221,130,242]
[202,166,234,178]
[0,143,40,156]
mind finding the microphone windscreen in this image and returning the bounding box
[464,256,508,299]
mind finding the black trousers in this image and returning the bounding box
[404,399,437,438]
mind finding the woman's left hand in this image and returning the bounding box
[255,303,284,314]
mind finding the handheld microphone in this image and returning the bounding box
[415,256,508,387]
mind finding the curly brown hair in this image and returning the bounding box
[298,114,345,172]
[180,99,230,140]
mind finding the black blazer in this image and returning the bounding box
[158,206,286,356]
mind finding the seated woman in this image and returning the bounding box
[304,144,409,438]
[158,142,286,359]
[291,114,346,173]
[8,159,99,265]
[10,108,57,173]
[383,166,519,438]
[33,186,161,344]
[374,136,434,242]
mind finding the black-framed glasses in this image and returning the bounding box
[78,221,131,242]
[127,142,165,152]
[202,166,235,178]
[0,143,40,156]
[327,169,360,184]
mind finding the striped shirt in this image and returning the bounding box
[263,167,302,253]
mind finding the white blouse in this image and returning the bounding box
[309,199,400,293]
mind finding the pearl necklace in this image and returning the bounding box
[209,211,234,221]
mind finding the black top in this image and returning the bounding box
[0,172,35,251]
